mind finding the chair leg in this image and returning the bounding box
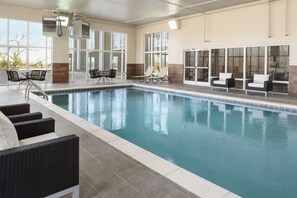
[72,186,79,198]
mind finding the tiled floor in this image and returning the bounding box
[0,82,200,198]
[1,79,297,198]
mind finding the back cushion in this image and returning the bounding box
[219,73,232,81]
[254,74,269,84]
[0,111,19,151]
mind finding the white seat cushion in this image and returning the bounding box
[253,74,269,84]
[213,80,226,85]
[219,73,232,81]
[248,83,264,88]
[19,133,58,146]
[0,111,19,151]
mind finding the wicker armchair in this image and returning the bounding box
[0,104,79,198]
[245,74,273,97]
[211,73,235,92]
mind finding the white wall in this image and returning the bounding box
[0,4,136,64]
[136,0,297,65]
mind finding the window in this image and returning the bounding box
[69,30,127,81]
[211,49,225,76]
[144,31,169,71]
[267,45,289,81]
[0,18,52,85]
[227,48,244,89]
[246,46,265,78]
[267,45,290,93]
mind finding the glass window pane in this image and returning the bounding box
[69,38,74,49]
[246,46,265,78]
[29,22,46,47]
[153,53,160,70]
[29,48,46,69]
[47,48,52,70]
[267,45,289,82]
[89,51,100,70]
[145,53,151,71]
[103,52,110,70]
[227,48,243,78]
[145,34,151,52]
[112,53,122,73]
[122,34,127,52]
[161,52,168,67]
[88,30,95,50]
[0,18,8,45]
[153,32,160,51]
[211,49,225,76]
[69,50,74,72]
[103,32,111,51]
[161,32,169,51]
[9,20,27,46]
[0,48,8,70]
[9,48,27,70]
[185,51,195,67]
[198,51,209,68]
[112,32,122,51]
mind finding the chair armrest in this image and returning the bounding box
[264,80,273,91]
[210,77,219,86]
[0,103,30,116]
[14,118,55,140]
[0,135,79,198]
[226,78,235,87]
[246,79,253,88]
[7,112,43,123]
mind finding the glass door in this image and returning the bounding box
[184,49,209,86]
[196,50,209,85]
[184,50,196,84]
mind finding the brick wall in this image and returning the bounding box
[288,66,297,95]
[168,64,183,83]
[52,63,69,83]
[127,64,144,79]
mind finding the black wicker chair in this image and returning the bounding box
[0,104,79,198]
[104,69,117,81]
[30,70,41,80]
[245,74,273,97]
[211,73,235,92]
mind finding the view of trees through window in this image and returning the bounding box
[0,19,51,71]
[0,18,52,84]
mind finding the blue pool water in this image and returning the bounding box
[48,88,297,198]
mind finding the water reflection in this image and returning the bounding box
[48,88,297,198]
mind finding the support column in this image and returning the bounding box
[52,27,69,83]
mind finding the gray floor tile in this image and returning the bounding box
[98,184,144,198]
[79,133,111,155]
[95,150,138,174]
[80,147,99,170]
[80,163,128,195]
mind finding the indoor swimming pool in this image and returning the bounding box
[47,87,297,198]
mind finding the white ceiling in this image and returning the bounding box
[0,0,263,26]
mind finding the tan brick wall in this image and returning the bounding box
[127,64,144,79]
[288,66,297,95]
[168,64,183,83]
[52,63,69,83]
